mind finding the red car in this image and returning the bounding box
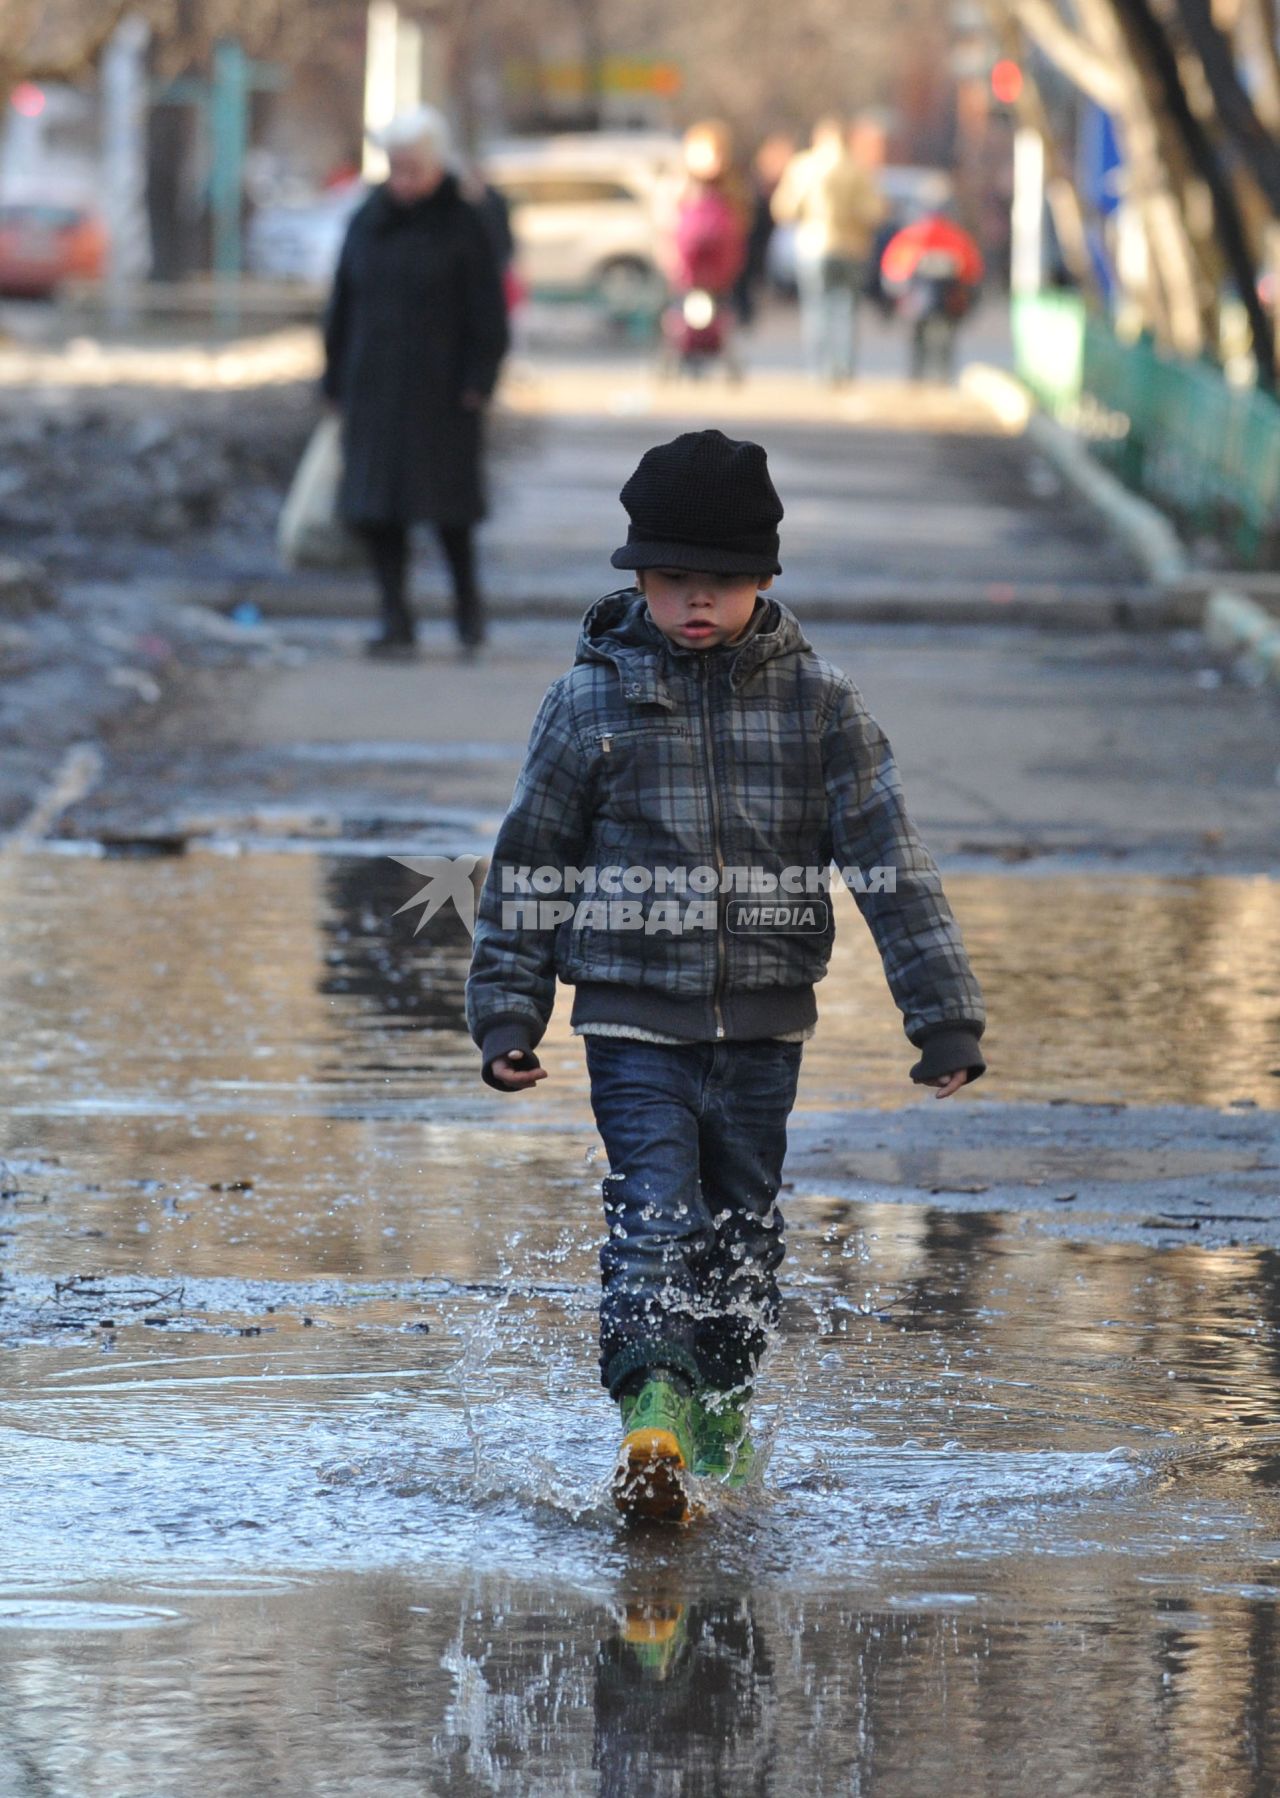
[0,203,106,298]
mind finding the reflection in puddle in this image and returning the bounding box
[1,1564,1279,1795]
[0,856,1276,1114]
[1,854,1280,1790]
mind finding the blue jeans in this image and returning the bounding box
[584,1035,804,1398]
[796,251,867,381]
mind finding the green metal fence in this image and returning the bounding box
[1012,292,1280,564]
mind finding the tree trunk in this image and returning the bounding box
[1073,0,1210,352]
[1005,0,1206,343]
[1117,0,1275,384]
[1175,0,1280,208]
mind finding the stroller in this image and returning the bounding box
[660,186,747,378]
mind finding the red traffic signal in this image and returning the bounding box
[991,60,1023,105]
[10,82,46,118]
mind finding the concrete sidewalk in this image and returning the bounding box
[207,339,1155,628]
[486,363,1152,614]
[58,615,1280,872]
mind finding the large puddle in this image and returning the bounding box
[2,854,1280,1792]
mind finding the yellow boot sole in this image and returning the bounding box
[613,1426,699,1524]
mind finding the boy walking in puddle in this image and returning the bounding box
[466,430,986,1521]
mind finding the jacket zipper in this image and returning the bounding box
[698,657,727,1038]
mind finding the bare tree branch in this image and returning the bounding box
[1073,0,1210,351]
[0,0,132,95]
[1230,0,1280,128]
[1120,0,1275,379]
[1175,0,1280,210]
[1009,0,1126,107]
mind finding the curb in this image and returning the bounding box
[960,363,1191,589]
[1204,589,1280,692]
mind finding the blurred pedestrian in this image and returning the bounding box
[322,105,509,658]
[659,121,750,378]
[770,118,886,384]
[733,132,794,327]
[846,114,897,317]
[665,123,750,280]
[880,207,984,381]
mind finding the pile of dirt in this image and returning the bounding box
[0,381,318,581]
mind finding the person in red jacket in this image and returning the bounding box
[880,212,984,381]
[660,121,749,375]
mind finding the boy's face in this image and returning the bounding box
[639,568,772,650]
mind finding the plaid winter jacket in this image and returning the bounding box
[466,590,986,1086]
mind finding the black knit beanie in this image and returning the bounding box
[610,428,784,575]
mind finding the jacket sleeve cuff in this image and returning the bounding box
[480,1020,540,1090]
[909,1028,987,1085]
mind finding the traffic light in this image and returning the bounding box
[10,82,46,118]
[991,59,1024,106]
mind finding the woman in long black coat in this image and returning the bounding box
[322,108,510,656]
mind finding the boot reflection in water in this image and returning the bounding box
[593,1599,776,1794]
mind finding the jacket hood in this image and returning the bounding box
[574,586,811,708]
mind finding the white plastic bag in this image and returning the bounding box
[277,415,363,570]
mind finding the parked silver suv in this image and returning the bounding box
[483,132,682,315]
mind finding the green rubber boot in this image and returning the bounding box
[694,1389,755,1488]
[614,1378,701,1523]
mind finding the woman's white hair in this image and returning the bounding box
[371,104,453,166]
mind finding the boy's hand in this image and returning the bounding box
[488,1050,548,1091]
[923,1069,971,1100]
